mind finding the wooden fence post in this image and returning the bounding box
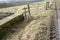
[27,4,31,16]
[46,2,50,10]
[22,4,31,21]
[22,7,27,20]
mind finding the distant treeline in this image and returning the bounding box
[0,1,40,8]
[0,3,19,8]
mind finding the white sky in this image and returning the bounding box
[0,0,37,1]
[0,0,44,3]
[0,0,6,1]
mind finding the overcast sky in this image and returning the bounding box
[0,0,41,1]
[0,0,45,3]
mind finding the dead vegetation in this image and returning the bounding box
[0,1,56,40]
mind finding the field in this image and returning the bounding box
[0,1,56,40]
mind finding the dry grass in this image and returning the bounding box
[1,1,55,40]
